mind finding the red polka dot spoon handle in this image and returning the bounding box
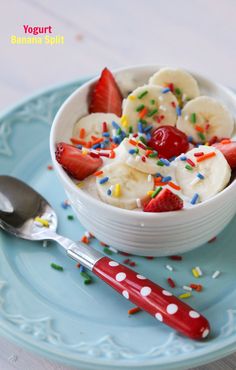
[92,256,210,340]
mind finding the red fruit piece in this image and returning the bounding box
[212,141,236,169]
[144,188,183,213]
[148,126,189,159]
[89,67,123,116]
[55,142,103,180]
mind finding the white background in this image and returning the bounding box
[0,0,236,368]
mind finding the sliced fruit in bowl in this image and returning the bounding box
[89,67,123,116]
[55,142,103,181]
[143,188,184,213]
[212,140,236,169]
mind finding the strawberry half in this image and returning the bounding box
[55,142,103,180]
[144,188,183,213]
[89,67,123,116]
[212,141,236,169]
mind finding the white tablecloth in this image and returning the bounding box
[0,0,236,368]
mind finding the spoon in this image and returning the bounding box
[0,175,210,340]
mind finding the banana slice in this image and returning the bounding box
[176,96,234,143]
[115,138,177,177]
[175,145,231,202]
[73,113,121,142]
[96,162,154,210]
[149,67,200,104]
[114,138,160,174]
[122,85,178,133]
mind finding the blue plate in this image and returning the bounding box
[1,80,236,370]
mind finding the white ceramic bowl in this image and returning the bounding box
[50,65,236,256]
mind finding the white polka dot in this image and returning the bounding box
[166,304,178,315]
[122,290,129,299]
[140,286,152,296]
[109,261,119,267]
[155,313,163,322]
[136,274,146,280]
[116,272,126,282]
[202,328,210,338]
[162,290,173,296]
[189,310,200,319]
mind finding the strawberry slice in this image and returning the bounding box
[55,142,103,180]
[144,188,183,213]
[212,141,236,169]
[89,68,123,116]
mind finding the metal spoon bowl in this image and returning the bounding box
[0,175,100,268]
[0,175,57,239]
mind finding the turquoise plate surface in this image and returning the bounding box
[1,80,236,370]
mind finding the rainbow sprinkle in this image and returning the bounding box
[190,177,200,186]
[159,158,170,166]
[190,113,196,123]
[114,183,121,197]
[179,292,192,299]
[167,277,176,288]
[162,176,172,182]
[169,255,182,261]
[138,122,143,133]
[149,151,158,158]
[80,271,92,284]
[183,285,192,291]
[93,170,104,177]
[197,173,205,180]
[138,90,148,99]
[51,263,63,271]
[190,284,203,291]
[151,187,162,198]
[195,266,203,276]
[128,307,141,315]
[176,106,182,116]
[148,108,158,117]
[190,193,199,205]
[34,217,49,228]
[112,121,120,130]
[186,158,195,167]
[197,152,216,162]
[212,270,221,279]
[103,247,113,255]
[99,177,109,184]
[120,116,129,128]
[81,235,89,244]
[198,132,206,141]
[175,87,182,95]
[136,104,145,112]
[185,164,193,171]
[162,87,170,94]
[168,182,181,191]
[128,95,136,101]
[192,268,200,278]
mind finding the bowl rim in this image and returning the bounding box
[50,64,236,219]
